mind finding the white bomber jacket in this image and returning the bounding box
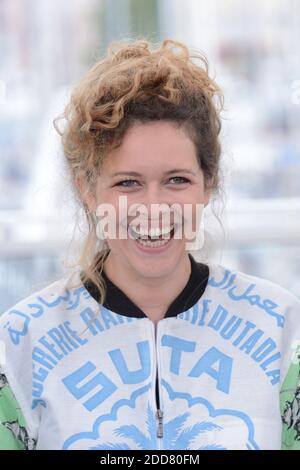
[0,253,300,450]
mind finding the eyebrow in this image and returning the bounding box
[111,169,197,177]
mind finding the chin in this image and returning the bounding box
[128,250,185,279]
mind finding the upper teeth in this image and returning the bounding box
[129,225,174,238]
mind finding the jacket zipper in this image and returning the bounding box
[154,322,164,447]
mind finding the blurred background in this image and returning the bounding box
[0,0,300,312]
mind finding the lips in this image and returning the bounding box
[130,226,176,253]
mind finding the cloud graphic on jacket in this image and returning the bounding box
[63,381,259,450]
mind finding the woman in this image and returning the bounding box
[0,38,299,451]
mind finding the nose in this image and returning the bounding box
[128,184,175,225]
[144,182,177,207]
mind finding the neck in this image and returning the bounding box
[103,253,192,323]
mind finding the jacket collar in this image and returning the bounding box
[82,253,209,319]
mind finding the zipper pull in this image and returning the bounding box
[156,409,164,438]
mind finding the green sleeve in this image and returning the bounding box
[280,349,300,450]
[0,372,35,450]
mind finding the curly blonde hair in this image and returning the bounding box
[53,38,224,305]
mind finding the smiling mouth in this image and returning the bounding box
[128,224,176,247]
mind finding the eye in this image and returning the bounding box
[168,176,191,184]
[115,179,140,187]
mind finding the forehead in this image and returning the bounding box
[102,121,199,174]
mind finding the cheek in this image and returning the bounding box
[178,194,205,238]
[94,191,120,217]
[173,188,206,219]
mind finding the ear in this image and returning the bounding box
[203,186,212,207]
[203,176,215,207]
[75,174,96,213]
[203,193,210,207]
